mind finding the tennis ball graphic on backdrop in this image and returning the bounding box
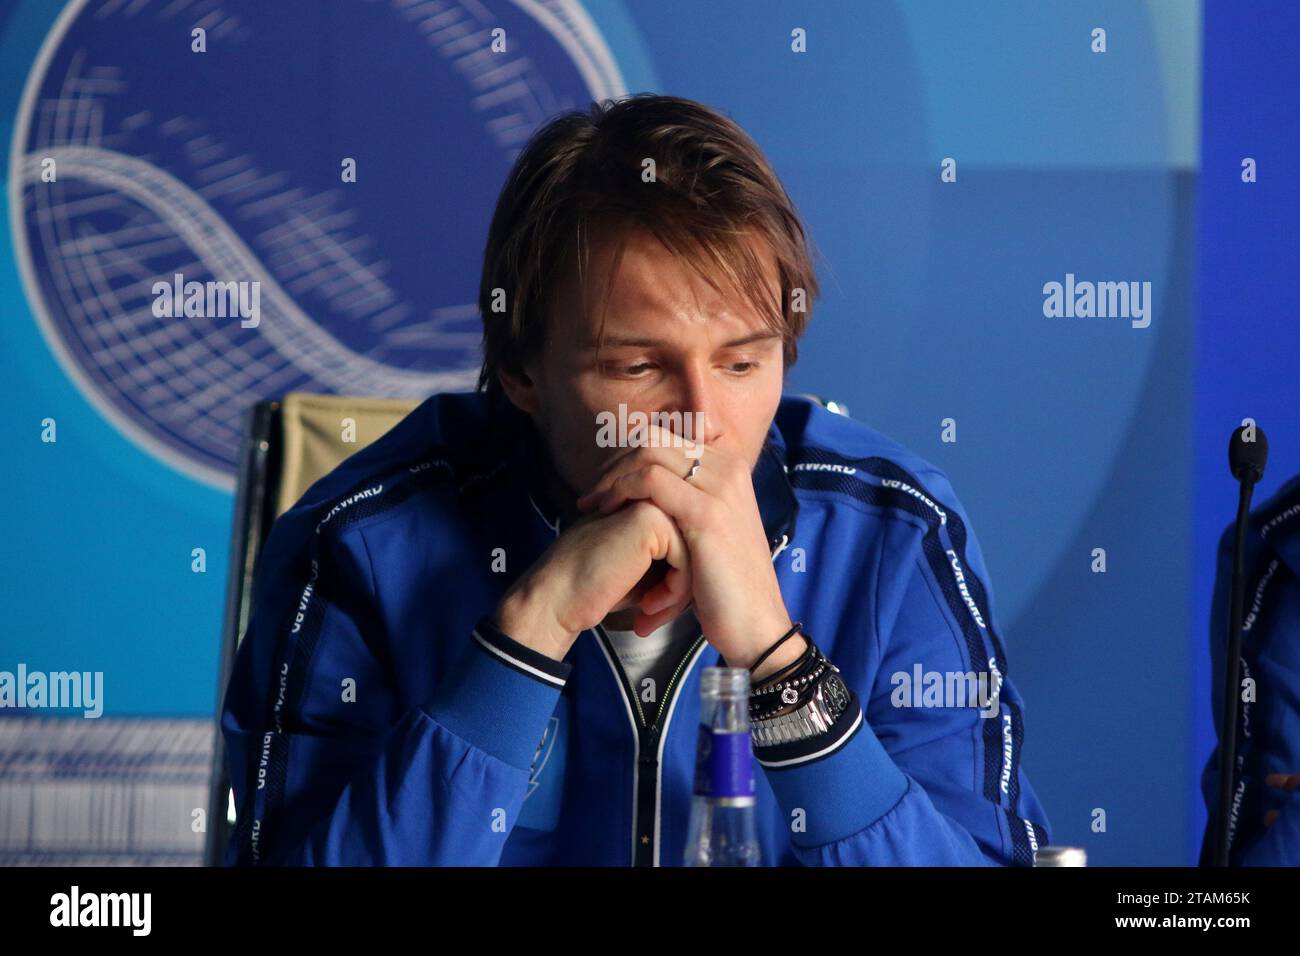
[12,0,624,487]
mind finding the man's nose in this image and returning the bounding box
[666,365,722,446]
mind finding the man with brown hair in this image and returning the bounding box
[221,93,1051,866]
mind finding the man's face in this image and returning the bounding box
[502,225,786,512]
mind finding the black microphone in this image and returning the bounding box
[1214,424,1269,866]
[1229,424,1268,483]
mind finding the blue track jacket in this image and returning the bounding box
[1200,473,1300,866]
[221,391,1051,866]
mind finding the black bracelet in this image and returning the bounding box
[747,621,803,676]
[752,657,825,702]
[750,640,827,714]
[752,644,812,692]
[752,636,820,692]
[753,666,848,730]
[750,663,831,719]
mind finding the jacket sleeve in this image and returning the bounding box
[1198,503,1300,867]
[220,515,569,866]
[1204,793,1300,866]
[757,468,1051,866]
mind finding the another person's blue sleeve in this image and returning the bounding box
[1200,492,1300,867]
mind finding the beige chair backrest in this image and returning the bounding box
[275,392,420,517]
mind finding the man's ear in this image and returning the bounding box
[496,363,542,418]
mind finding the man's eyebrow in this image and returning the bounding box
[583,330,782,351]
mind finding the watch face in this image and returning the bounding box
[822,674,850,715]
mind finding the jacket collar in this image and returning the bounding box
[490,394,798,552]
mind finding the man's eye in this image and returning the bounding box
[606,361,757,376]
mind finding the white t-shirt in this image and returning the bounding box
[599,609,701,708]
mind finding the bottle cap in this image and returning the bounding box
[700,666,750,698]
[1033,846,1087,867]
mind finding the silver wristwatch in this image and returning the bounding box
[751,669,851,747]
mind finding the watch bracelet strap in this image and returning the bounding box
[751,666,852,748]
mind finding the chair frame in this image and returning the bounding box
[204,400,281,866]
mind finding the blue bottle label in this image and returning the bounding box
[692,725,756,798]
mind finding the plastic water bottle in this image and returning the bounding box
[683,667,762,866]
[1034,846,1087,866]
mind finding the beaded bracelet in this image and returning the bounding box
[749,640,830,718]
[751,666,849,738]
[752,638,822,693]
[750,663,831,720]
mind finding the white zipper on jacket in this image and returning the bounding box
[527,489,795,866]
[594,528,793,866]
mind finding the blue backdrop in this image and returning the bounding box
[1,0,1279,867]
[1192,0,1300,867]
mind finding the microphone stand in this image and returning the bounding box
[1214,431,1265,867]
